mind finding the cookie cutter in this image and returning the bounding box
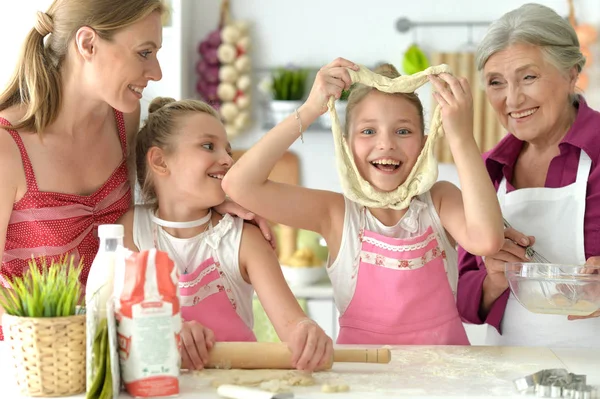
[513,369,597,398]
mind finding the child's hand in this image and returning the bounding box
[301,58,359,119]
[214,198,276,250]
[180,320,215,370]
[428,73,474,143]
[287,318,333,372]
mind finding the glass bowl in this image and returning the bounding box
[505,263,600,316]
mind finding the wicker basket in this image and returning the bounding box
[2,313,86,397]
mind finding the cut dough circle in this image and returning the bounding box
[321,383,350,393]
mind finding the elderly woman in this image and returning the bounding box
[457,3,600,347]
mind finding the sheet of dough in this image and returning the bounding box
[194,369,315,393]
[328,63,451,210]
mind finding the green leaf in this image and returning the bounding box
[402,44,430,75]
[0,255,84,317]
[270,67,309,101]
[0,285,20,315]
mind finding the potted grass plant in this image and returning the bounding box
[259,65,309,125]
[1,256,86,397]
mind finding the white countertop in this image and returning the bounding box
[2,344,598,398]
[288,279,333,299]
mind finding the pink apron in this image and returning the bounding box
[152,224,256,342]
[337,208,469,345]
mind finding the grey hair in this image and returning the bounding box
[476,3,586,75]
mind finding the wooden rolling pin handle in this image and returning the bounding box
[333,348,391,364]
[206,342,293,370]
[205,342,391,370]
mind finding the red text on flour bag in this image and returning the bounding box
[116,248,181,397]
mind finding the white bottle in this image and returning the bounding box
[86,224,124,313]
[85,224,124,389]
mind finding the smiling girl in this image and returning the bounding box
[118,97,332,372]
[223,59,504,345]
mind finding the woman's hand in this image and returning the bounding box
[484,227,534,289]
[568,256,600,320]
[180,321,215,370]
[287,319,333,372]
[214,198,276,249]
[301,58,359,119]
[428,73,474,143]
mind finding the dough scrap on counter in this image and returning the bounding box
[194,369,315,392]
[321,383,350,393]
[259,379,291,393]
[328,63,452,210]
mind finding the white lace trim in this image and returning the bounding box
[362,232,437,252]
[179,271,238,310]
[179,279,221,306]
[178,264,218,288]
[359,245,446,271]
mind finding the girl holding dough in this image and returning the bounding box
[223,58,504,345]
[118,97,332,371]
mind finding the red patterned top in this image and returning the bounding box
[0,110,132,340]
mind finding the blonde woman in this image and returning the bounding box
[0,0,271,340]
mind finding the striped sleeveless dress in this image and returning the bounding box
[0,110,132,340]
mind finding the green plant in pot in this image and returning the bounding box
[1,256,87,397]
[259,65,309,125]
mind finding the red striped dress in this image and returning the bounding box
[0,110,132,340]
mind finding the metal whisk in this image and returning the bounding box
[503,218,550,263]
[503,217,554,301]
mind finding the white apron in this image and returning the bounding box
[485,150,600,347]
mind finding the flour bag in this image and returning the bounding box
[115,248,182,397]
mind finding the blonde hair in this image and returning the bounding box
[344,63,425,137]
[0,0,166,134]
[136,97,221,206]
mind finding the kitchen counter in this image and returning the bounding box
[287,278,333,299]
[1,344,598,398]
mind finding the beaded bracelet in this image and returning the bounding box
[294,108,304,143]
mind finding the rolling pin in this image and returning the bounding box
[205,342,391,370]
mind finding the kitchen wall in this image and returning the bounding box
[184,1,599,345]
[0,1,51,82]
[186,0,600,191]
[2,3,599,191]
[183,1,599,345]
